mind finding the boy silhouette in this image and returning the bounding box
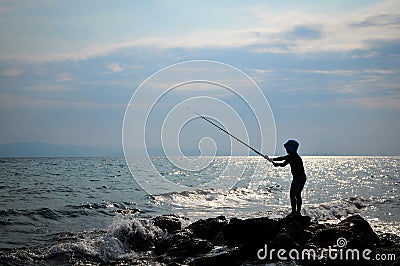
[265,140,306,215]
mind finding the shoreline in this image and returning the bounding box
[2,212,398,265]
[143,213,400,265]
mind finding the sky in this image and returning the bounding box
[0,0,399,156]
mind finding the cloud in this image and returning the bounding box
[107,62,123,72]
[287,25,322,40]
[294,69,357,75]
[0,93,124,110]
[350,14,400,28]
[57,72,73,82]
[0,0,17,13]
[1,1,399,62]
[355,94,400,110]
[1,67,23,76]
[253,69,274,74]
[364,69,397,74]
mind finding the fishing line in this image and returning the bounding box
[187,108,269,159]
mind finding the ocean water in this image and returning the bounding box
[0,156,399,264]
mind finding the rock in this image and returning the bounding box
[378,233,400,248]
[221,216,281,261]
[114,219,162,251]
[310,215,379,249]
[187,216,227,241]
[223,217,279,244]
[308,222,327,232]
[155,229,213,264]
[148,213,396,265]
[338,215,379,248]
[278,213,312,227]
[155,229,194,255]
[375,233,400,263]
[271,232,302,255]
[152,214,182,233]
[165,238,213,258]
[272,220,313,250]
[189,246,241,266]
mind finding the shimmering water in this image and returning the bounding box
[0,156,399,264]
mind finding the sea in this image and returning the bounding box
[0,156,399,265]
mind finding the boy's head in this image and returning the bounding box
[284,139,299,154]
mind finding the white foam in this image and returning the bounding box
[35,214,166,262]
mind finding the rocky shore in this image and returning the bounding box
[122,214,400,265]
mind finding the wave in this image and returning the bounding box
[152,187,370,220]
[302,196,369,221]
[0,214,166,265]
[1,201,140,216]
[152,186,284,210]
[1,192,370,225]
[1,196,398,265]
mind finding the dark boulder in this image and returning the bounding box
[277,213,312,228]
[187,216,227,241]
[272,219,313,250]
[155,229,194,255]
[149,213,397,265]
[189,246,241,266]
[115,219,162,251]
[165,238,213,258]
[375,233,400,263]
[310,215,379,249]
[156,227,213,257]
[378,233,400,248]
[223,217,279,244]
[152,214,182,233]
[155,228,213,262]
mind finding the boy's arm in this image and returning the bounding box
[273,160,289,167]
[272,155,288,161]
[272,155,289,167]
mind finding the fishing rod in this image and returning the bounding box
[187,108,269,159]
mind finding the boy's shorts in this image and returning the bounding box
[291,174,306,191]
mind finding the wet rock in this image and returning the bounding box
[310,215,379,249]
[223,217,279,244]
[278,213,312,227]
[187,216,227,241]
[189,246,241,266]
[168,238,213,257]
[109,218,162,252]
[155,229,194,255]
[378,233,400,248]
[375,233,400,262]
[272,220,313,250]
[156,228,214,258]
[149,214,398,265]
[308,222,327,232]
[152,214,182,233]
[338,215,379,247]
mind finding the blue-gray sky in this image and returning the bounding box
[0,0,399,155]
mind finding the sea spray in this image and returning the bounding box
[108,213,164,251]
[0,156,399,265]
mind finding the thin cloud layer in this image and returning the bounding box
[0,1,399,155]
[0,1,399,61]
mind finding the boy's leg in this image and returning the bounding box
[296,192,302,214]
[289,185,297,213]
[295,178,306,214]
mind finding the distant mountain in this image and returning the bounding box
[0,142,123,157]
[0,142,267,157]
[145,147,256,156]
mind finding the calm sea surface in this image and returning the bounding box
[0,156,398,264]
